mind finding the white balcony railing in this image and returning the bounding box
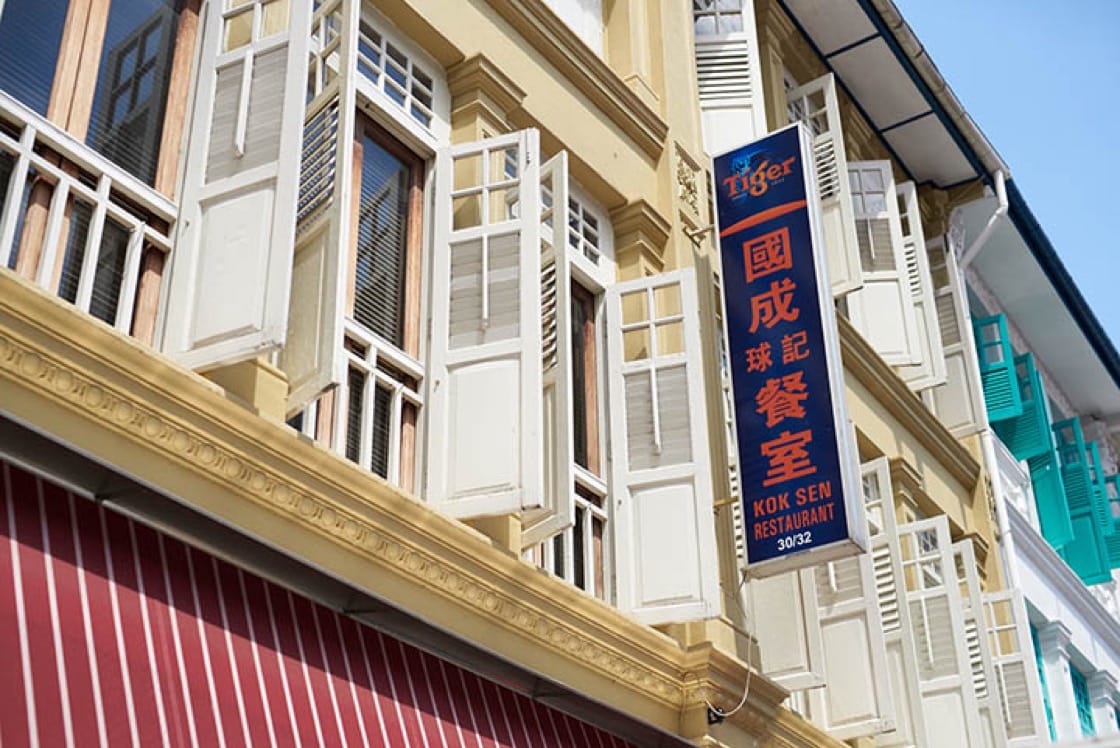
[0,92,175,337]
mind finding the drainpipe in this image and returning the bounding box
[958,169,1007,270]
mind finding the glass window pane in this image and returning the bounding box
[87,0,181,186]
[89,218,130,325]
[0,0,68,116]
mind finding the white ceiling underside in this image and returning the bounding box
[782,0,978,188]
[959,199,1120,422]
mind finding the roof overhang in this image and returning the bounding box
[777,0,1120,426]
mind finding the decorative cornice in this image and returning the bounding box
[480,0,667,158]
[0,271,828,743]
[839,314,981,492]
[611,199,672,273]
[1088,670,1119,705]
[1038,620,1073,658]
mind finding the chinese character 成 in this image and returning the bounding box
[743,227,793,283]
[760,429,817,487]
[749,278,799,333]
[745,341,773,373]
[755,371,809,428]
[781,330,810,363]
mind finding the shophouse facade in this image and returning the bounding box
[0,0,1117,746]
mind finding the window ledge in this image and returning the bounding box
[481,0,668,159]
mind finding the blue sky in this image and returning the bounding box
[893,0,1120,349]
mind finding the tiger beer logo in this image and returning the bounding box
[723,152,797,200]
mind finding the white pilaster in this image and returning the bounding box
[1089,670,1120,736]
[1039,621,1082,741]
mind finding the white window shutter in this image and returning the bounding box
[894,181,947,391]
[785,74,862,296]
[981,590,1050,746]
[607,269,720,625]
[280,0,359,413]
[751,570,825,690]
[523,151,576,545]
[803,554,896,740]
[921,236,984,437]
[162,0,313,369]
[953,541,1008,748]
[862,458,930,748]
[897,518,984,747]
[845,161,922,366]
[426,129,544,519]
[694,3,766,155]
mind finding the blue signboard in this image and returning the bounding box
[713,124,864,575]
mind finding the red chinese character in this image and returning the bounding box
[749,278,800,333]
[781,330,810,364]
[743,227,793,283]
[760,429,817,487]
[745,342,773,373]
[755,371,809,428]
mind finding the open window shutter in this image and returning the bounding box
[1087,442,1115,538]
[845,161,921,366]
[897,518,984,747]
[803,554,896,740]
[861,458,929,748]
[973,314,1022,422]
[606,269,720,624]
[785,74,862,296]
[162,0,312,368]
[982,590,1050,746]
[522,151,575,545]
[751,570,825,690]
[894,182,946,390]
[1027,445,1075,549]
[952,541,1007,748]
[426,129,543,519]
[1105,475,1120,568]
[921,237,984,437]
[280,0,358,413]
[694,3,766,155]
[993,353,1052,461]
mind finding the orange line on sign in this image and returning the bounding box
[719,200,807,238]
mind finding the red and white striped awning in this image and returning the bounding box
[0,460,639,747]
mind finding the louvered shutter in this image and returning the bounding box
[426,129,544,518]
[845,161,921,366]
[921,236,984,437]
[751,570,825,690]
[1059,512,1111,586]
[162,0,312,368]
[802,554,896,740]
[993,354,1052,461]
[1027,445,1075,549]
[894,182,946,390]
[785,74,862,296]
[606,269,720,624]
[973,314,1023,422]
[897,518,984,747]
[522,151,575,545]
[280,0,358,413]
[1088,442,1115,538]
[982,590,1049,746]
[694,1,766,157]
[952,541,1007,748]
[1104,475,1120,568]
[862,458,929,748]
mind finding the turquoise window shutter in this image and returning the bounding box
[1027,446,1075,549]
[1054,419,1094,514]
[973,314,1022,421]
[1071,666,1096,737]
[992,353,1052,460]
[1060,511,1112,585]
[1087,443,1115,538]
[1105,475,1120,569]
